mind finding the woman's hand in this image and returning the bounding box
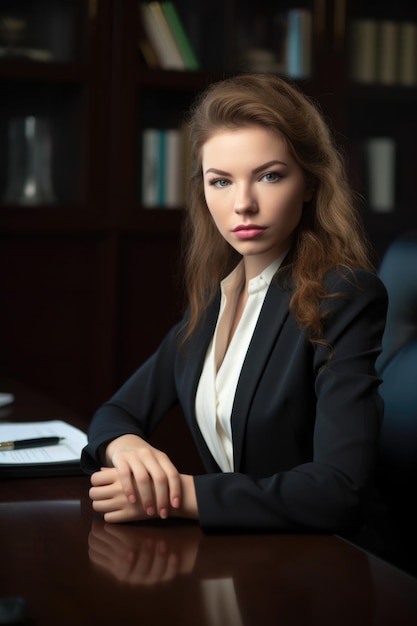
[89,467,198,523]
[97,434,182,519]
[90,466,153,523]
[89,434,199,523]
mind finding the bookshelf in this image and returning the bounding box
[346,0,417,254]
[0,0,417,431]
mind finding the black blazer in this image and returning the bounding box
[82,264,388,535]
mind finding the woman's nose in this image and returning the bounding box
[234,184,258,214]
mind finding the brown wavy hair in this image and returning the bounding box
[180,73,373,346]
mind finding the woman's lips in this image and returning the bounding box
[232,225,266,240]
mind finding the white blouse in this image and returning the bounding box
[195,255,286,472]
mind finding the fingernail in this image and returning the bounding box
[160,508,168,519]
[128,494,136,504]
[146,506,155,516]
[172,497,180,509]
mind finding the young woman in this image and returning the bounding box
[82,74,387,541]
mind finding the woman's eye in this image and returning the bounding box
[211,179,230,188]
[262,172,281,183]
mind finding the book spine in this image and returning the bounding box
[164,129,183,208]
[286,9,312,80]
[157,130,167,206]
[138,16,159,68]
[349,19,378,83]
[138,3,184,70]
[161,1,200,70]
[364,137,396,213]
[147,1,186,70]
[180,121,191,206]
[141,128,160,208]
[399,21,417,86]
[378,21,399,85]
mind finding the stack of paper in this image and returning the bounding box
[0,420,88,477]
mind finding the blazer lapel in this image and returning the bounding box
[180,293,224,470]
[179,261,294,473]
[231,276,292,470]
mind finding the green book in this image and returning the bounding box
[161,1,200,70]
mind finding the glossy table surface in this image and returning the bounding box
[2,379,417,625]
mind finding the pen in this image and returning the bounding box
[0,436,65,451]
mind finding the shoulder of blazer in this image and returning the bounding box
[322,266,386,297]
[273,255,385,298]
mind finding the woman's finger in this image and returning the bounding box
[158,455,182,510]
[112,456,140,504]
[130,450,169,517]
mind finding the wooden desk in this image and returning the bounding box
[2,381,417,625]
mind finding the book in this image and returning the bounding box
[160,1,200,70]
[378,21,399,85]
[179,124,192,207]
[148,1,187,69]
[141,128,160,207]
[399,21,417,86]
[286,9,312,80]
[138,3,185,70]
[141,128,185,208]
[0,420,87,477]
[349,19,378,83]
[364,137,396,213]
[157,129,167,205]
[138,15,160,68]
[165,128,184,207]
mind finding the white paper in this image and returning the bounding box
[0,420,87,465]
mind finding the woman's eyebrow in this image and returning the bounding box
[252,159,288,174]
[204,167,231,176]
[204,160,288,177]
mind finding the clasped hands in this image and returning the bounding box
[89,434,198,524]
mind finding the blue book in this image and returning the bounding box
[286,9,312,79]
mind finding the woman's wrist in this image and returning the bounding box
[105,433,145,465]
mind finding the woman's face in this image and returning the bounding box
[202,126,312,276]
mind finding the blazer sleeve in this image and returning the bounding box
[81,319,184,473]
[194,269,388,534]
